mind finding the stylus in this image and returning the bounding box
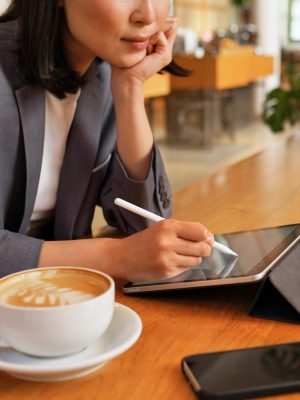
[114,198,238,257]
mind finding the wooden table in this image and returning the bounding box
[1,132,300,399]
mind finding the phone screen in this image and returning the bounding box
[182,342,300,399]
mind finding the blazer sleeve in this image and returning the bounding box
[99,142,172,235]
[0,230,44,278]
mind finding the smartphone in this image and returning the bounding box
[182,342,300,399]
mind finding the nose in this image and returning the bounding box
[130,0,156,26]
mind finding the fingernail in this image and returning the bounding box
[166,16,177,22]
[206,233,214,246]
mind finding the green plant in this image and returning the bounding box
[231,0,249,7]
[263,62,300,132]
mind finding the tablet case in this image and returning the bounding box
[250,239,300,324]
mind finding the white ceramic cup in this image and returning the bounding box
[0,267,115,357]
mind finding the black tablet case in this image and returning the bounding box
[250,240,300,324]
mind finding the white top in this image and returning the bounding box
[29,90,81,228]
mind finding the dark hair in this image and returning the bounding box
[0,0,190,99]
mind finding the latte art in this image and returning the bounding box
[0,281,95,306]
[0,269,109,307]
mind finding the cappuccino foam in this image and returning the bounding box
[0,269,109,307]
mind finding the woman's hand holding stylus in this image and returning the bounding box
[105,220,214,282]
[40,220,213,282]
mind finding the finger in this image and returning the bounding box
[150,22,175,54]
[146,43,154,55]
[165,16,178,24]
[149,31,168,51]
[174,254,203,269]
[174,238,212,258]
[163,17,178,41]
[162,17,178,33]
[170,220,214,243]
[143,32,171,71]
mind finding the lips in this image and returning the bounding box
[121,36,150,50]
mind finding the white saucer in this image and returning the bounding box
[0,303,142,382]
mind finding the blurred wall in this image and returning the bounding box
[175,0,231,38]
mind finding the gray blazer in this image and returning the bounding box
[0,21,172,277]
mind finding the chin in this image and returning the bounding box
[112,52,147,69]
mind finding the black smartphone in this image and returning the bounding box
[182,342,300,399]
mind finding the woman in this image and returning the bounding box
[0,0,214,281]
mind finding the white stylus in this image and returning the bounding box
[114,198,238,257]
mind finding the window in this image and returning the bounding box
[288,0,300,42]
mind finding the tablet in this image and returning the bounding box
[123,224,300,294]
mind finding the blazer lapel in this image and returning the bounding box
[15,85,45,234]
[54,62,111,239]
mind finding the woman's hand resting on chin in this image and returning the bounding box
[109,17,178,181]
[111,17,177,89]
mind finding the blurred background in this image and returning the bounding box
[142,0,300,191]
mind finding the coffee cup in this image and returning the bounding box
[0,267,115,357]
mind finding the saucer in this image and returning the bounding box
[0,303,142,382]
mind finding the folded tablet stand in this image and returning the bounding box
[250,240,300,324]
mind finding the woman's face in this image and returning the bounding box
[60,0,169,73]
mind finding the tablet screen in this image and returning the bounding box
[124,224,300,291]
